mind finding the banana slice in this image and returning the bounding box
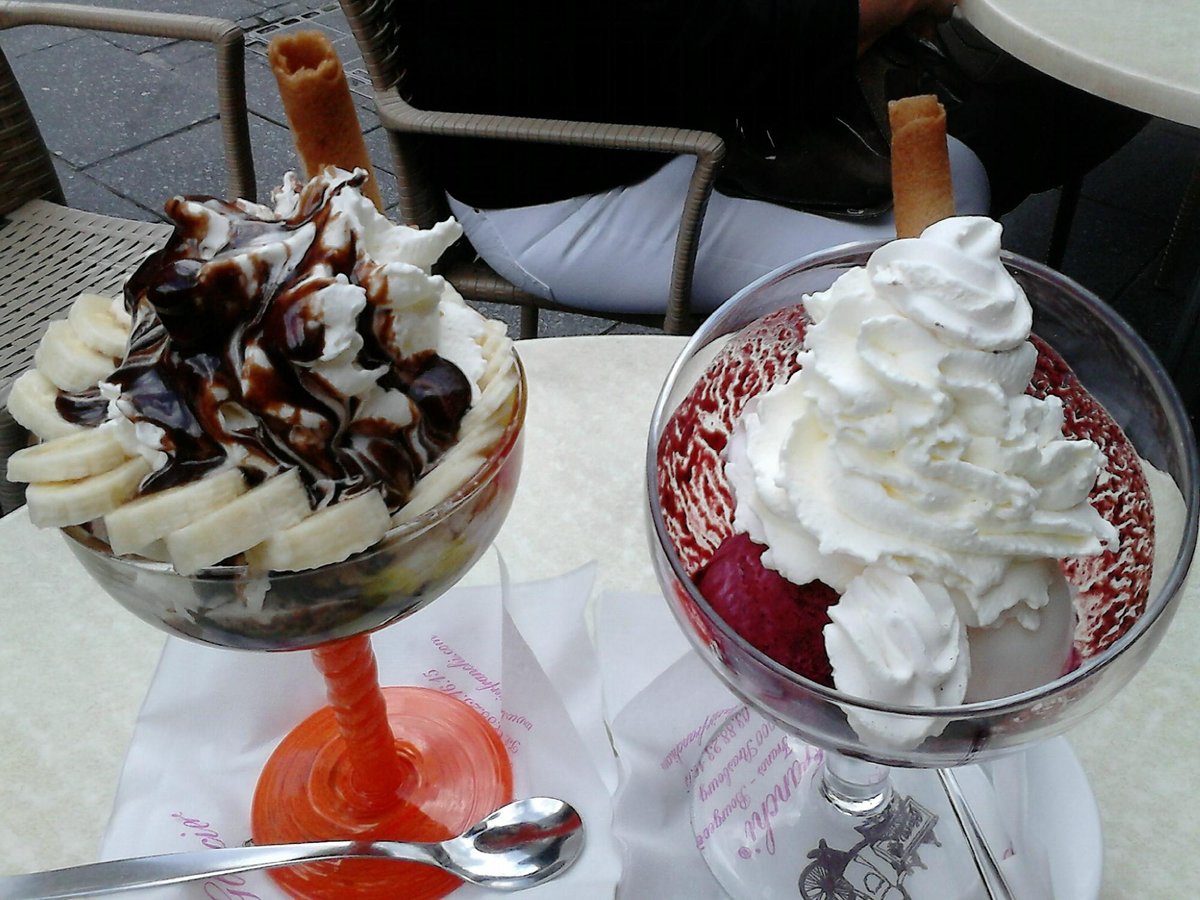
[6,427,129,483]
[24,456,152,527]
[165,469,312,575]
[460,357,517,433]
[245,489,391,572]
[476,320,512,387]
[68,293,129,359]
[5,369,82,441]
[34,320,117,392]
[104,468,248,557]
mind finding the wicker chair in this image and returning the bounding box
[337,0,725,339]
[0,1,256,514]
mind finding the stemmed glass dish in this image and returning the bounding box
[646,244,1198,897]
[61,354,526,900]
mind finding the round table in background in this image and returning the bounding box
[959,0,1200,127]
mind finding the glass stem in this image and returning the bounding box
[310,634,406,812]
[820,750,893,817]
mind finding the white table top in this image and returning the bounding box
[1,334,1198,898]
[959,0,1200,128]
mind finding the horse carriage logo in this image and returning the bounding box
[798,795,940,900]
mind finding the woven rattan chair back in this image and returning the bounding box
[0,2,257,515]
[337,0,725,338]
[0,46,62,215]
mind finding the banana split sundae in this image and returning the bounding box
[6,168,519,579]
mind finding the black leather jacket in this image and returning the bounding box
[395,0,859,208]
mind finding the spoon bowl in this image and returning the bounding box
[0,797,585,899]
[445,795,586,888]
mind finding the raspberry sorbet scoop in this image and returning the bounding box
[696,532,839,686]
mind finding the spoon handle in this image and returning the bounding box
[936,768,1015,900]
[0,840,435,900]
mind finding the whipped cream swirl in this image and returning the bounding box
[726,217,1117,746]
[84,168,491,511]
[825,567,969,748]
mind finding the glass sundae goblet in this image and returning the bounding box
[61,356,526,900]
[646,245,1198,898]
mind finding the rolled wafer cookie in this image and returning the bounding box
[268,30,384,211]
[888,94,955,238]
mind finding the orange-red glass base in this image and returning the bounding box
[251,678,512,900]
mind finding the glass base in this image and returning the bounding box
[689,707,1099,899]
[251,686,512,900]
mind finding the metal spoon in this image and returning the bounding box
[0,797,584,899]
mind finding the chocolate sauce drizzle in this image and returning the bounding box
[57,172,471,511]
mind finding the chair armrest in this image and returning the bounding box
[0,0,256,202]
[376,88,724,160]
[375,89,725,333]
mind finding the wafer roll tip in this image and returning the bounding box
[889,95,955,239]
[268,30,384,211]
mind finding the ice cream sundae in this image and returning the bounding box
[5,168,519,581]
[657,216,1162,747]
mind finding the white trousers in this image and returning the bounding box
[448,137,990,316]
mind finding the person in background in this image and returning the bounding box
[395,0,1143,317]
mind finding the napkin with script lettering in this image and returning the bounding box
[597,591,1081,900]
[100,560,619,898]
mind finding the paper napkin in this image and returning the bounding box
[100,560,620,899]
[596,590,1073,900]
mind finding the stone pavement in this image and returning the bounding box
[2,0,1198,419]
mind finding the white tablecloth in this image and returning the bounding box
[1,335,1197,898]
